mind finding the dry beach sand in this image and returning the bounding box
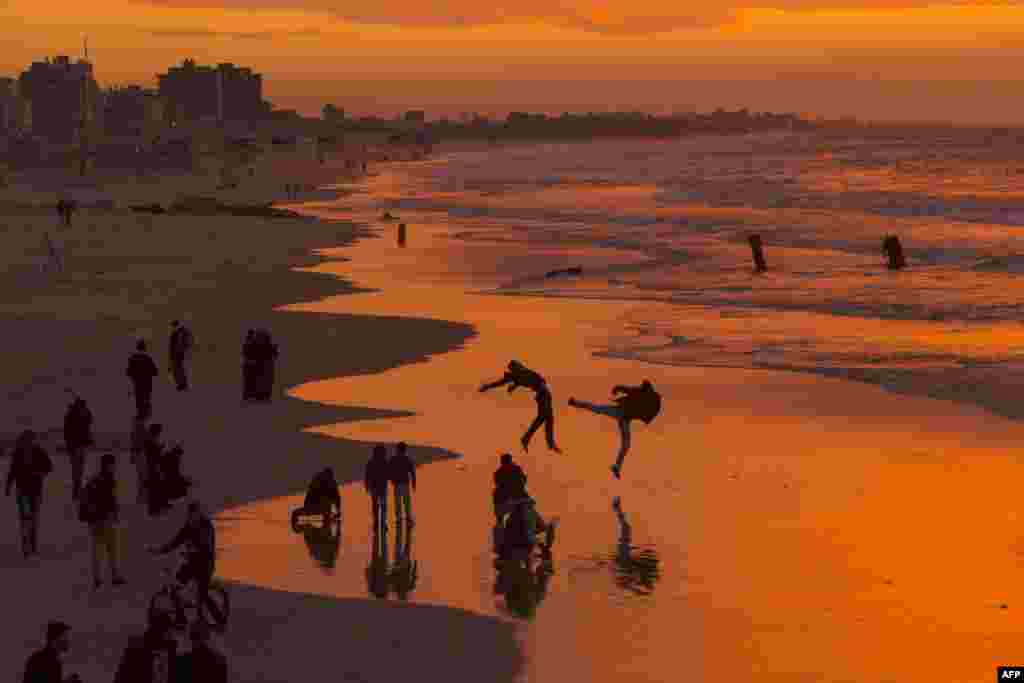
[0,181,521,681]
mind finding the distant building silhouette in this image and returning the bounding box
[17,56,102,144]
[403,110,425,123]
[157,59,267,125]
[103,86,167,138]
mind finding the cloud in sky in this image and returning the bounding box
[146,27,320,39]
[133,0,1024,35]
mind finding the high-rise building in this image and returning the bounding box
[157,59,265,124]
[17,56,102,144]
[0,77,31,134]
[103,86,167,140]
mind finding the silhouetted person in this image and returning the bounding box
[148,501,225,629]
[168,320,194,392]
[499,496,552,566]
[365,445,390,532]
[158,444,192,504]
[5,430,53,557]
[569,380,662,479]
[143,423,167,516]
[495,550,553,619]
[366,519,390,599]
[113,610,177,683]
[301,466,342,519]
[242,329,278,401]
[390,523,418,600]
[388,441,416,527]
[62,395,93,501]
[479,360,561,453]
[127,340,159,420]
[493,453,528,524]
[176,620,227,683]
[130,416,148,504]
[55,199,75,228]
[611,496,660,595]
[78,453,126,589]
[22,621,81,683]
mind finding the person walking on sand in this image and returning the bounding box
[568,380,662,479]
[479,360,562,454]
[78,453,126,590]
[63,394,93,501]
[127,339,159,420]
[130,416,148,504]
[143,423,167,515]
[21,621,83,683]
[364,445,390,532]
[168,320,194,392]
[5,430,53,558]
[388,441,416,528]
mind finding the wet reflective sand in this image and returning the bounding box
[220,145,1024,682]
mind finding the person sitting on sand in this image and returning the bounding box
[479,361,562,454]
[302,467,342,519]
[568,380,662,479]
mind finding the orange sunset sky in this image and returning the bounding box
[4,1,1024,124]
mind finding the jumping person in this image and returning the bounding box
[479,360,562,454]
[568,380,661,479]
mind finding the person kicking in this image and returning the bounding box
[568,380,661,479]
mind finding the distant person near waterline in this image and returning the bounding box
[388,441,416,528]
[300,467,342,520]
[569,380,661,479]
[127,339,159,420]
[479,360,562,454]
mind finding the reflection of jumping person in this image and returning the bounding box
[480,361,562,454]
[569,380,661,479]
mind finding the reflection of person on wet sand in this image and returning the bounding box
[479,360,562,454]
[390,522,418,600]
[569,380,661,479]
[611,496,660,595]
[495,548,554,619]
[366,521,390,599]
[294,515,341,571]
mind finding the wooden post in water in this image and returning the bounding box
[748,234,768,272]
[882,235,906,270]
[397,223,407,247]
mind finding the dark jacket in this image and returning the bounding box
[158,516,216,566]
[176,644,227,683]
[494,462,527,502]
[113,632,177,683]
[613,384,661,423]
[127,352,159,386]
[388,453,416,487]
[305,471,341,510]
[168,327,191,361]
[84,470,119,524]
[63,400,93,450]
[22,646,62,683]
[5,446,53,498]
[364,456,389,495]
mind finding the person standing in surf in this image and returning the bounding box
[479,361,562,454]
[568,380,661,479]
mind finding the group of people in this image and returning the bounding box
[481,360,662,479]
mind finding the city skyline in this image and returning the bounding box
[3,1,1024,124]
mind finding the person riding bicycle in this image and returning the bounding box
[303,467,342,518]
[147,501,225,629]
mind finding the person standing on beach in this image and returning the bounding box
[168,321,193,392]
[364,445,390,532]
[63,395,93,501]
[388,441,416,528]
[21,621,82,683]
[79,453,126,590]
[479,360,562,454]
[127,340,159,420]
[143,423,167,515]
[5,430,53,558]
[130,417,149,504]
[493,453,528,525]
[568,380,661,479]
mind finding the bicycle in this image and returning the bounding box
[148,549,231,633]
